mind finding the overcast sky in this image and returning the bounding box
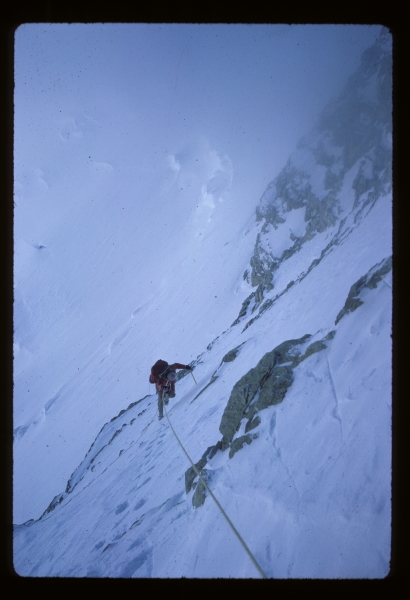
[15,24,380,219]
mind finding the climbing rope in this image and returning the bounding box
[163,402,268,579]
[36,389,268,578]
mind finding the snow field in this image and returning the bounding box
[13,175,391,576]
[13,27,391,577]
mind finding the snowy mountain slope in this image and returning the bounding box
[13,130,256,522]
[13,239,392,577]
[13,29,392,578]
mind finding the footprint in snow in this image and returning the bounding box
[134,498,146,511]
[94,540,105,550]
[115,501,129,515]
[119,549,153,577]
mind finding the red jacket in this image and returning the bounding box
[149,361,188,391]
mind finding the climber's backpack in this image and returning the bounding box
[151,360,169,381]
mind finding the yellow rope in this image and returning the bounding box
[164,402,268,579]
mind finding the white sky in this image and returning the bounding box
[15,24,380,211]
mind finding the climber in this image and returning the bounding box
[149,360,192,420]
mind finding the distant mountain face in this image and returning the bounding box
[236,28,392,323]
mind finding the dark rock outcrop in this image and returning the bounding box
[192,469,210,508]
[219,335,312,448]
[185,443,221,494]
[229,433,258,459]
[335,256,392,324]
[185,332,335,506]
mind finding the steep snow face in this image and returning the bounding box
[13,28,392,578]
[13,126,256,523]
[13,205,392,577]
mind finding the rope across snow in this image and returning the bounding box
[163,402,268,579]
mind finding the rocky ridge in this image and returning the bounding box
[232,28,392,326]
